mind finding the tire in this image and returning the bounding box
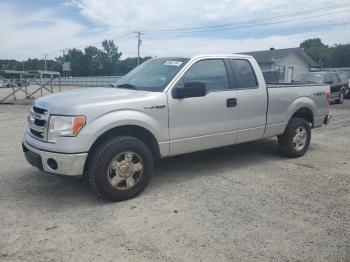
[278,117,311,158]
[87,136,154,201]
[335,91,345,104]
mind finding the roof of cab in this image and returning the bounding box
[190,54,253,60]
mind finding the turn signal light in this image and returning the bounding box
[72,116,86,136]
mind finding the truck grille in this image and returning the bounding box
[28,106,49,141]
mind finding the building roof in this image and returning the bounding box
[240,47,317,67]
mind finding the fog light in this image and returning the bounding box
[47,158,58,170]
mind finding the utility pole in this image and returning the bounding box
[43,53,48,71]
[60,49,66,77]
[134,31,144,66]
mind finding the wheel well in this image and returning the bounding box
[291,107,314,126]
[88,125,161,160]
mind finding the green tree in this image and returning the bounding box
[300,38,327,50]
[328,44,350,67]
[100,40,122,75]
[83,46,103,76]
[300,38,331,67]
[1,39,153,76]
[59,48,85,76]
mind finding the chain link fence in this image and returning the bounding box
[52,76,122,87]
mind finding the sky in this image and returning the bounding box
[0,0,350,60]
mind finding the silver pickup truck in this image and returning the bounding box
[23,55,331,201]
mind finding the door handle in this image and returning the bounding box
[226,98,237,108]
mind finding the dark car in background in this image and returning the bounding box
[294,72,348,104]
[337,70,350,98]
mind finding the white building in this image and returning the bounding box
[241,47,317,82]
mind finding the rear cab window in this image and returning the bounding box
[229,59,258,89]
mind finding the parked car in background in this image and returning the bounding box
[262,71,280,83]
[294,72,347,104]
[337,70,350,98]
[0,79,4,88]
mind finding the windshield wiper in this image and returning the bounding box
[116,83,138,90]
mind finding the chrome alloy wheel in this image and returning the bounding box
[293,126,307,151]
[107,151,144,190]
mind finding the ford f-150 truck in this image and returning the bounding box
[22,55,331,201]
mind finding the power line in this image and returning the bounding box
[141,10,350,42]
[138,7,350,56]
[144,2,350,35]
[25,1,350,61]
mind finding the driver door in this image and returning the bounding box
[167,58,238,156]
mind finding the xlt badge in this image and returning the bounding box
[144,104,166,110]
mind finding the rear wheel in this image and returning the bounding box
[335,91,345,104]
[87,136,154,201]
[278,117,311,157]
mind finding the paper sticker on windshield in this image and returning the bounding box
[164,61,183,66]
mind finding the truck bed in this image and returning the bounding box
[263,83,330,138]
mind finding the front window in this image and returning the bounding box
[294,74,325,84]
[113,57,189,92]
[183,59,230,92]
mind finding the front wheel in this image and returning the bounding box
[278,117,311,157]
[87,136,154,201]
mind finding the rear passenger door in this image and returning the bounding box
[229,59,268,143]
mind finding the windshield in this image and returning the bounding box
[113,57,189,92]
[294,73,325,84]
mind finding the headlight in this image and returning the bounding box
[48,115,85,143]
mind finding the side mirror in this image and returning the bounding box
[172,81,206,99]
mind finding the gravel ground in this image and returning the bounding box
[0,101,349,262]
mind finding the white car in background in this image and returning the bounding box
[0,79,4,88]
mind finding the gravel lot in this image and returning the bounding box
[0,100,349,262]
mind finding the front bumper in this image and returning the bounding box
[22,141,88,176]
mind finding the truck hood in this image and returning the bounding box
[35,88,150,112]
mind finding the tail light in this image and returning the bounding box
[326,91,331,105]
